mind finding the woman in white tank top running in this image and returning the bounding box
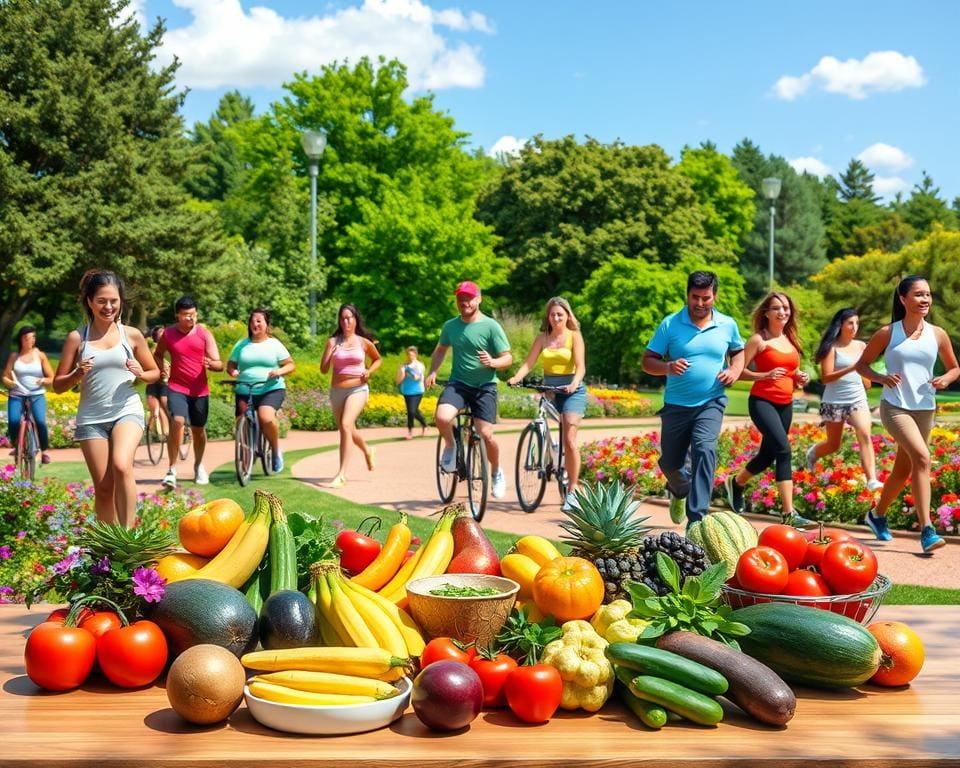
[53,270,160,528]
[855,276,959,554]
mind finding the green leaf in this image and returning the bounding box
[696,562,728,598]
[639,621,667,640]
[655,552,681,594]
[626,580,656,604]
[717,620,751,637]
[681,577,703,602]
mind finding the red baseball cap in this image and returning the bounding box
[454,280,481,298]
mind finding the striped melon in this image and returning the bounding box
[687,511,758,579]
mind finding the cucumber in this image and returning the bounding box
[730,602,882,689]
[627,674,724,726]
[268,499,297,594]
[615,679,667,730]
[242,556,269,614]
[607,642,728,695]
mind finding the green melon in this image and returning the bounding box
[687,511,758,579]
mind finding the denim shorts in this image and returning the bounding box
[74,413,145,441]
[543,374,587,416]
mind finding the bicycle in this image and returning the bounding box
[227,380,276,486]
[512,381,569,513]
[145,406,190,465]
[434,381,488,522]
[12,395,41,481]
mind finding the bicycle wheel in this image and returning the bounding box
[435,435,457,503]
[554,432,570,500]
[17,418,38,482]
[515,422,547,513]
[234,416,255,486]
[145,414,166,465]
[260,429,275,476]
[466,431,489,522]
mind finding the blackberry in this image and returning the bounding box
[592,552,645,602]
[640,531,707,596]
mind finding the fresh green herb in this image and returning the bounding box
[494,606,563,665]
[287,512,337,591]
[626,553,750,648]
[429,584,500,597]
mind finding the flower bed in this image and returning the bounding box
[580,422,960,536]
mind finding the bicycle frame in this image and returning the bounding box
[514,383,569,512]
[434,384,489,521]
[14,396,40,481]
[231,380,275,486]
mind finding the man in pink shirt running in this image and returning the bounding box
[155,296,223,488]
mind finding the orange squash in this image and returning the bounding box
[178,499,245,557]
[532,556,604,623]
[154,552,211,582]
[868,620,925,687]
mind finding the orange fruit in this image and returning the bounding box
[532,556,604,623]
[867,620,925,687]
[155,552,210,582]
[178,499,244,557]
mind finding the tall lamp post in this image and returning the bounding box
[762,177,782,291]
[301,129,328,337]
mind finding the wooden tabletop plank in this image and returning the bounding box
[1,604,958,767]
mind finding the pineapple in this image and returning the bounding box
[559,481,651,603]
[79,521,176,569]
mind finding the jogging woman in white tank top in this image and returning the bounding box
[54,270,160,528]
[855,276,959,553]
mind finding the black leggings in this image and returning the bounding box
[746,395,794,482]
[404,394,427,431]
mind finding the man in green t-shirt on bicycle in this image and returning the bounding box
[425,281,513,499]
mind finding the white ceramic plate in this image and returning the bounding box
[244,677,411,735]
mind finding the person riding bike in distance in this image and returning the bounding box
[425,281,512,499]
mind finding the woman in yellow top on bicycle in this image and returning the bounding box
[508,297,587,510]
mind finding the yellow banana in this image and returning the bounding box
[252,671,398,699]
[240,646,412,681]
[515,535,562,566]
[248,680,376,706]
[501,553,541,600]
[312,563,346,646]
[384,506,456,604]
[328,568,379,648]
[341,576,408,657]
[343,578,425,657]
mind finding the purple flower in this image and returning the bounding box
[0,546,10,560]
[53,551,81,575]
[132,567,165,603]
[91,556,111,575]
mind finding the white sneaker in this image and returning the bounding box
[162,468,177,490]
[491,469,507,499]
[194,465,209,485]
[866,479,884,492]
[441,446,457,473]
[561,492,576,512]
[805,446,817,472]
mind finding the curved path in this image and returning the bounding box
[46,418,960,590]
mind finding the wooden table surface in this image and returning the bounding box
[1,604,958,767]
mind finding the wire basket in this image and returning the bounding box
[721,573,892,625]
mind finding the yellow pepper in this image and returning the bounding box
[590,600,648,644]
[540,620,614,712]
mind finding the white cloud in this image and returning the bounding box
[857,142,914,172]
[487,135,527,159]
[789,156,833,178]
[773,51,925,100]
[159,0,491,91]
[873,176,911,197]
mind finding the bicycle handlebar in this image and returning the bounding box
[510,380,568,393]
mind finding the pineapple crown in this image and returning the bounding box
[559,480,650,555]
[78,521,176,568]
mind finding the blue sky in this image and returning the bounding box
[136,0,958,201]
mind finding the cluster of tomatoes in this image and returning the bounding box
[732,524,879,597]
[24,602,168,692]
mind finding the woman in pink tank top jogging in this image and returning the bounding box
[320,304,381,488]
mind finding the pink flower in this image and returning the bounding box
[132,567,165,603]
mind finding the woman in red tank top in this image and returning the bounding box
[724,292,811,525]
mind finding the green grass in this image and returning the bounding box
[885,583,960,605]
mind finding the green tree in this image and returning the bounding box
[676,143,756,251]
[894,172,958,235]
[732,141,826,301]
[185,90,255,202]
[0,0,225,354]
[475,136,723,313]
[838,159,880,203]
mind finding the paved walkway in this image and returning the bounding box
[46,418,959,590]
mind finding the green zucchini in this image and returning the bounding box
[242,555,269,614]
[615,678,667,730]
[268,496,297,594]
[730,602,882,689]
[627,675,724,726]
[607,642,728,695]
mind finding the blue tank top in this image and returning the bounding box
[882,321,938,411]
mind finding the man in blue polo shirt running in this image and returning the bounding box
[642,271,745,527]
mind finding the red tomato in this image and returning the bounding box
[79,610,122,640]
[96,620,169,688]
[336,529,382,574]
[504,664,563,723]
[420,637,475,668]
[758,524,809,570]
[801,526,855,568]
[735,546,790,594]
[781,569,831,597]
[46,606,93,625]
[819,540,878,595]
[469,652,519,708]
[24,622,97,691]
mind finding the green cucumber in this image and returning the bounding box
[730,602,882,689]
[242,556,269,614]
[607,642,728,695]
[627,675,724,726]
[615,679,668,730]
[268,497,297,594]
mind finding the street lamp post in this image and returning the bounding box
[762,177,782,291]
[300,129,328,337]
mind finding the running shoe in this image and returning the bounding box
[724,475,744,514]
[561,492,576,513]
[667,489,686,524]
[866,479,884,492]
[491,469,507,499]
[864,508,893,541]
[781,513,813,528]
[194,464,209,485]
[920,524,945,553]
[441,446,457,473]
[272,451,284,474]
[162,468,177,490]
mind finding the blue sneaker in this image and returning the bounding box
[864,509,893,541]
[781,513,813,528]
[272,450,284,474]
[920,524,945,553]
[667,489,686,524]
